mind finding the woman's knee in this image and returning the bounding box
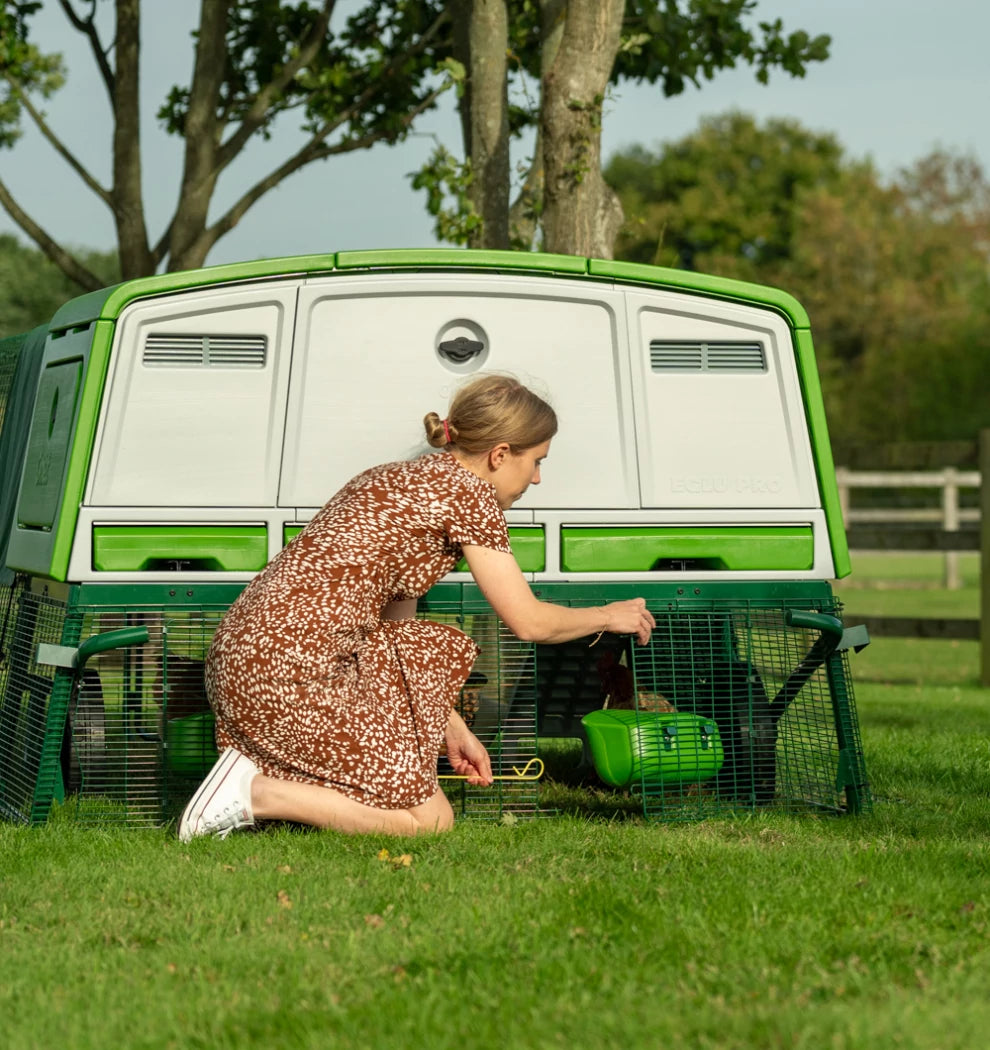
[409,790,455,834]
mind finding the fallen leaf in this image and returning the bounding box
[364,913,385,929]
[277,890,293,909]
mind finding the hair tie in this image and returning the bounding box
[442,419,452,445]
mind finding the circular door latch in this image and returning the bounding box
[435,319,489,372]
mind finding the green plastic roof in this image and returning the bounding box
[48,249,810,330]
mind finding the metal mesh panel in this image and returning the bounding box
[2,595,539,828]
[1,588,866,828]
[54,606,227,826]
[429,600,540,821]
[0,583,68,823]
[584,598,869,821]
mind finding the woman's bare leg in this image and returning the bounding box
[251,775,455,836]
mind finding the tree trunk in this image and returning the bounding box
[452,0,510,249]
[111,0,153,278]
[540,0,624,259]
[168,0,232,271]
[508,0,565,250]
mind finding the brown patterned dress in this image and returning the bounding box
[205,452,511,810]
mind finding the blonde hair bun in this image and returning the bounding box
[422,374,557,454]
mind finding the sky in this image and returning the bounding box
[1,0,989,267]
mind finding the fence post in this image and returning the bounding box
[943,467,960,590]
[981,430,990,688]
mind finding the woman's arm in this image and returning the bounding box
[462,545,655,645]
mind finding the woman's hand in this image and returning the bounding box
[445,710,494,786]
[602,598,656,646]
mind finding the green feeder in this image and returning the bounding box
[165,712,219,778]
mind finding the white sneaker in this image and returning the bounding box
[178,747,259,842]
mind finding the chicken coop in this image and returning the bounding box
[0,249,869,827]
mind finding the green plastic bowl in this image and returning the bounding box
[581,709,723,789]
[165,712,219,777]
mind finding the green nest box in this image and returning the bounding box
[582,708,724,789]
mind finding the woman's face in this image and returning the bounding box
[492,440,551,510]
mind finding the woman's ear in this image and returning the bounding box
[487,442,511,471]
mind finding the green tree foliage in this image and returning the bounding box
[411,0,830,254]
[2,2,831,280]
[607,111,845,273]
[794,154,990,442]
[0,1,458,286]
[606,117,990,442]
[0,233,117,336]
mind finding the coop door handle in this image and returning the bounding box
[437,336,484,363]
[36,626,150,671]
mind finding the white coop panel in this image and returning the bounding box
[280,274,638,508]
[89,284,297,507]
[626,291,819,509]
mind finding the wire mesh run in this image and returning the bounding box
[573,598,869,821]
[1,586,866,827]
[427,599,540,822]
[0,581,68,823]
[0,592,540,828]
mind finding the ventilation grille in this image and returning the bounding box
[650,341,766,373]
[143,334,267,368]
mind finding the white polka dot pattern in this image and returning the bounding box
[205,452,511,809]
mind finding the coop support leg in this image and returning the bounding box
[824,653,869,814]
[30,612,85,823]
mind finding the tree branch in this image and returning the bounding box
[216,6,450,177]
[0,176,103,290]
[58,0,115,104]
[2,71,112,205]
[150,217,174,269]
[215,0,337,167]
[188,88,446,264]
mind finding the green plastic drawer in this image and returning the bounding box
[284,524,546,573]
[560,525,814,572]
[92,525,268,572]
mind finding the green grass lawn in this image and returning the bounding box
[836,553,980,620]
[1,570,988,1050]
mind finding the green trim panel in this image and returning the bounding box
[335,248,587,275]
[793,328,851,578]
[588,258,810,328]
[285,523,546,572]
[49,255,337,331]
[92,526,268,572]
[72,577,837,611]
[559,526,814,573]
[16,359,83,529]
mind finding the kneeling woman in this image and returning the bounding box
[179,374,655,840]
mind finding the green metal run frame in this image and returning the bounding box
[0,576,869,826]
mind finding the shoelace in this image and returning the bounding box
[198,801,249,835]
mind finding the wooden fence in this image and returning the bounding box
[836,466,980,589]
[833,430,989,687]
